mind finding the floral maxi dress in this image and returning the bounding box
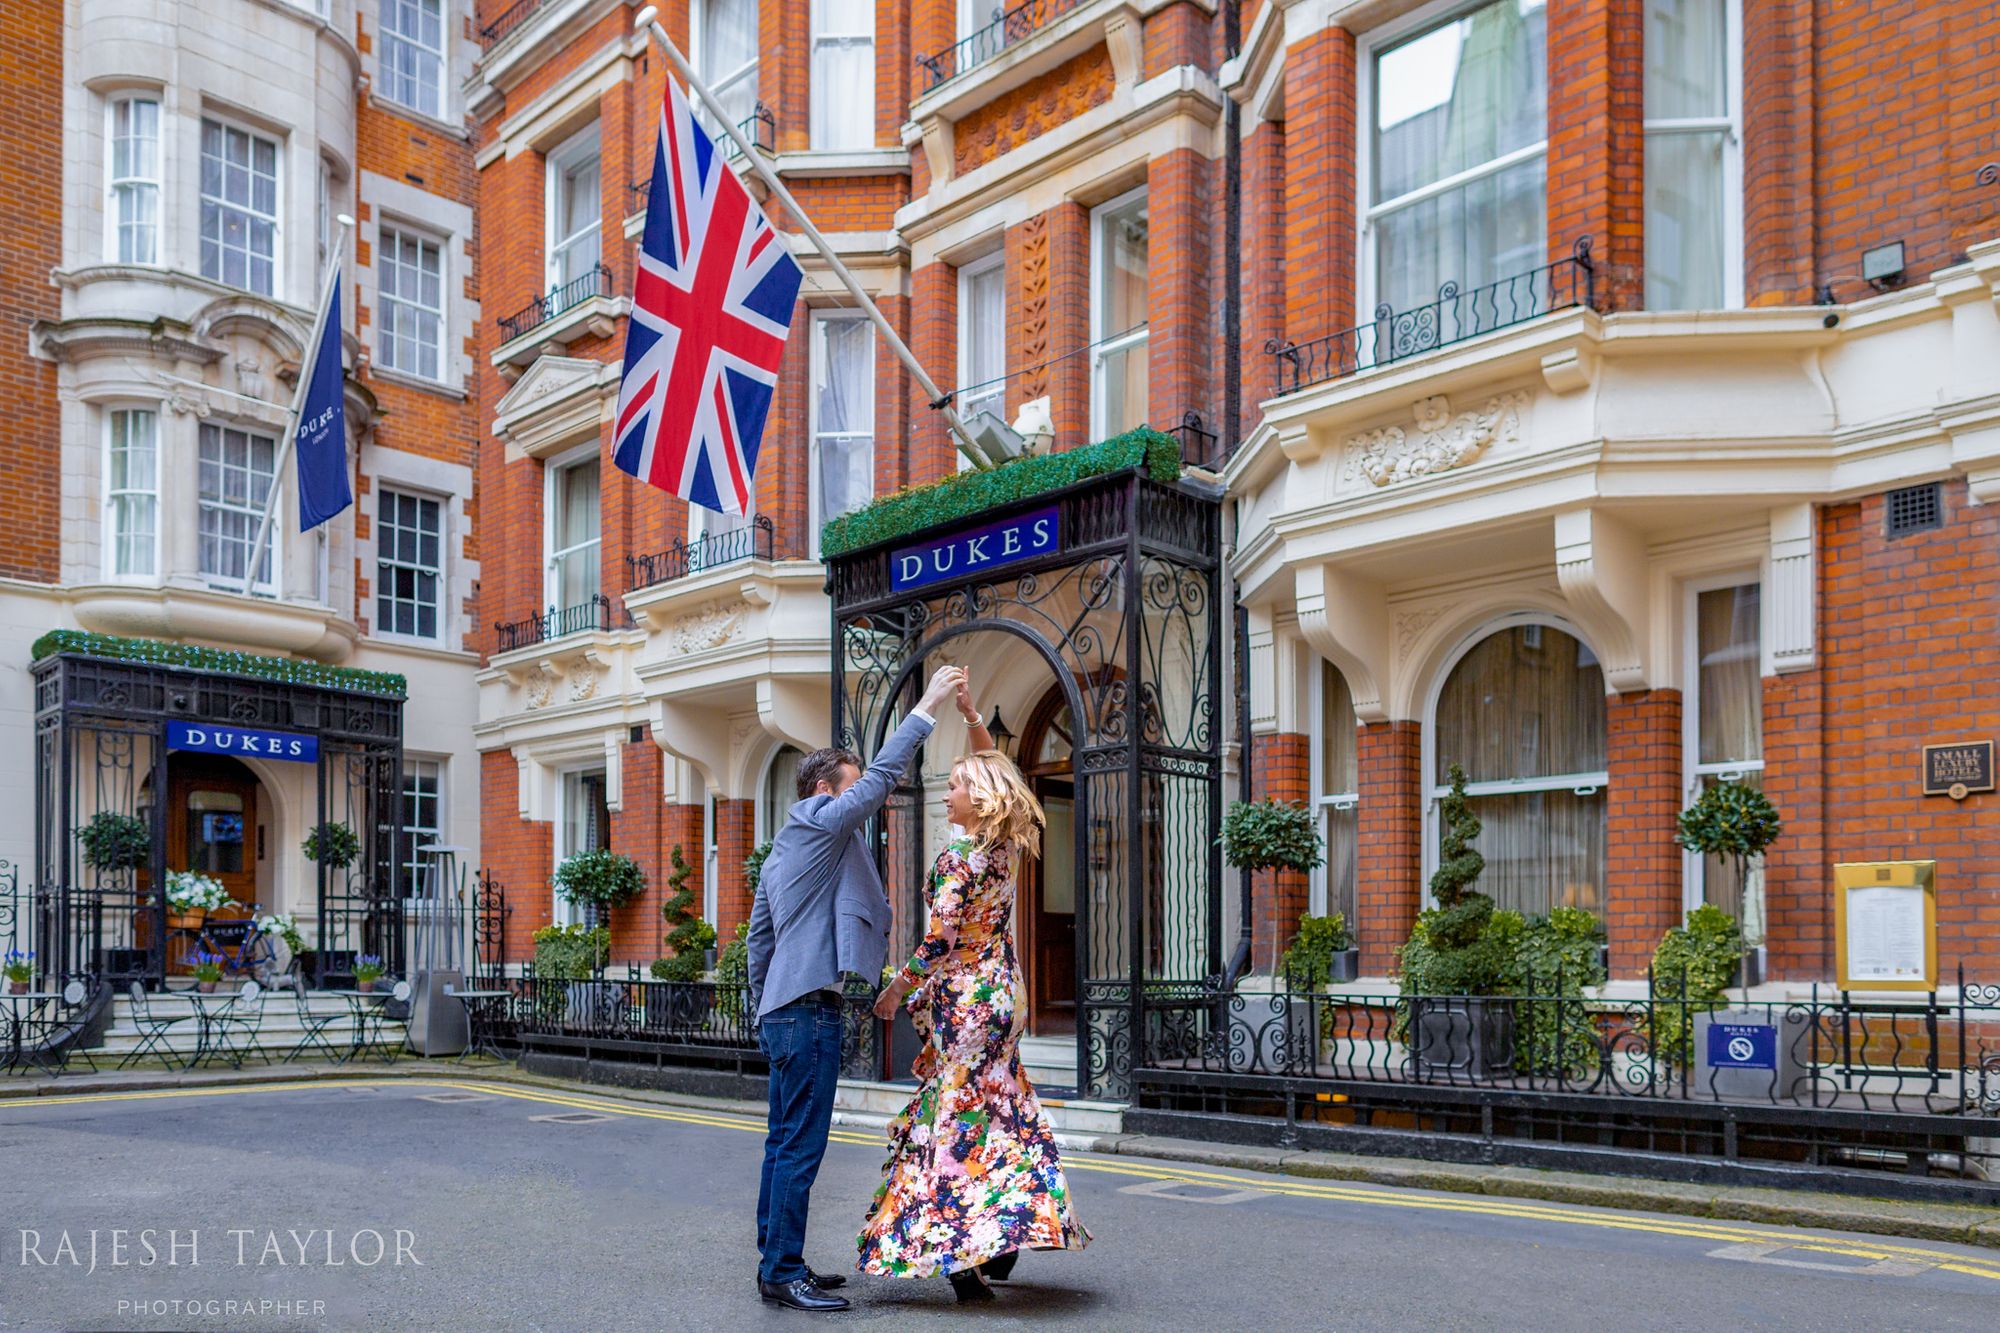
[856,836,1091,1278]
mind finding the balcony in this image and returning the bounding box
[626,516,775,592]
[498,264,613,343]
[917,0,1090,90]
[491,265,625,373]
[1268,240,1598,397]
[493,594,613,653]
[478,0,549,49]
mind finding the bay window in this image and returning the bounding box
[811,0,874,150]
[810,313,874,553]
[1314,662,1360,929]
[1644,0,1740,309]
[108,96,160,264]
[1685,581,1764,939]
[1090,187,1148,441]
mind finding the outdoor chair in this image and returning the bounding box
[204,980,267,1067]
[281,976,345,1065]
[119,980,193,1070]
[33,980,102,1077]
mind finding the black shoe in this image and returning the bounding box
[760,1278,850,1311]
[807,1266,847,1290]
[947,1271,994,1303]
[981,1250,1019,1282]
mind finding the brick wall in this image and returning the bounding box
[714,796,756,938]
[1147,147,1213,431]
[0,1,62,582]
[1250,732,1309,971]
[1355,722,1422,975]
[1605,690,1682,974]
[1279,25,1355,341]
[1544,0,1644,311]
[1239,120,1284,439]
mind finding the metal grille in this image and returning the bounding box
[1885,483,1942,538]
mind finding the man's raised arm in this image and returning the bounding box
[815,666,966,839]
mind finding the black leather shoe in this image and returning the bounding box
[981,1250,1019,1282]
[806,1266,847,1290]
[947,1271,994,1303]
[760,1278,850,1311]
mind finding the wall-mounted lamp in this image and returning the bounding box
[985,707,1016,760]
[1861,241,1906,291]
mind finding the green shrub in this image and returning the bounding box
[77,811,150,872]
[301,821,361,869]
[1221,799,1324,874]
[553,848,647,910]
[1504,907,1607,1079]
[715,920,751,1024]
[532,923,609,981]
[1649,903,1743,1068]
[651,846,712,982]
[1279,913,1351,988]
[745,841,773,897]
[31,629,404,697]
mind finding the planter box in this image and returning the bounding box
[1327,949,1360,984]
[645,981,712,1033]
[1694,1007,1801,1102]
[1410,996,1516,1080]
[1727,946,1767,990]
[1227,990,1318,1075]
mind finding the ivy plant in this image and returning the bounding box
[32,629,405,697]
[302,821,361,870]
[1279,912,1351,989]
[553,848,647,910]
[1220,799,1324,874]
[77,811,151,872]
[651,845,714,982]
[1649,903,1743,1068]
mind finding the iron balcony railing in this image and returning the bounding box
[493,594,612,653]
[496,263,613,343]
[629,105,775,209]
[478,0,549,49]
[626,515,774,592]
[916,0,1089,91]
[1268,237,1598,396]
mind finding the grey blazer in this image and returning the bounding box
[746,710,934,1020]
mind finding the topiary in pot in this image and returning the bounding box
[302,821,361,869]
[1279,912,1354,989]
[1221,799,1324,874]
[1674,781,1780,1003]
[1398,763,1514,1077]
[649,845,714,983]
[553,848,647,922]
[77,811,151,873]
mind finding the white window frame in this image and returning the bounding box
[693,0,762,135]
[105,94,161,266]
[196,421,281,595]
[378,0,447,122]
[400,756,445,898]
[376,222,447,381]
[1355,0,1551,319]
[103,405,161,582]
[553,765,609,928]
[198,115,283,299]
[543,443,602,615]
[957,250,1007,428]
[1643,0,1744,310]
[1419,613,1609,901]
[1680,572,1765,912]
[810,0,875,150]
[544,124,602,294]
[807,310,875,560]
[375,485,445,642]
[1309,661,1361,921]
[1088,185,1149,443]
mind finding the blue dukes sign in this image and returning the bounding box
[890,505,1060,593]
[1705,1021,1777,1071]
[166,721,319,764]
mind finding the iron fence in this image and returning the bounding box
[1268,238,1598,396]
[493,594,613,653]
[478,0,548,48]
[916,0,1088,90]
[629,105,774,203]
[627,516,775,591]
[497,264,613,343]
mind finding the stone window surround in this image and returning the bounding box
[357,441,478,652]
[356,170,477,393]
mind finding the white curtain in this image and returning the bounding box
[961,260,1006,422]
[703,0,761,128]
[1320,662,1359,925]
[1696,583,1764,940]
[816,318,874,524]
[552,459,600,607]
[1644,0,1730,309]
[812,0,874,150]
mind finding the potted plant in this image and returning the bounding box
[353,954,385,993]
[164,870,230,928]
[1399,763,1515,1079]
[301,821,361,870]
[533,924,612,1024]
[1220,798,1325,879]
[1674,782,1782,1002]
[649,846,715,1028]
[554,848,647,931]
[190,950,225,994]
[4,949,32,994]
[1283,912,1357,986]
[77,811,150,874]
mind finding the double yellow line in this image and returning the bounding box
[12,1077,1999,1282]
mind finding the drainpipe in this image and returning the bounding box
[1218,0,1251,991]
[1221,508,1254,990]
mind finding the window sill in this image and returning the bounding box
[368,364,468,400]
[770,148,910,179]
[362,94,470,142]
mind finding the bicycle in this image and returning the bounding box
[192,904,294,988]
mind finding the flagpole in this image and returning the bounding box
[631,8,996,471]
[241,215,353,597]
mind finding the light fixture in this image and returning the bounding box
[986,707,1015,760]
[1861,241,1905,290]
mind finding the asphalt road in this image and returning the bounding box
[1,1077,1995,1332]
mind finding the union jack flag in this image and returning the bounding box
[613,77,803,515]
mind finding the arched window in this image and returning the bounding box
[760,745,804,844]
[1314,661,1359,926]
[1430,621,1607,916]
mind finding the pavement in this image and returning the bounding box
[1,1068,1998,1330]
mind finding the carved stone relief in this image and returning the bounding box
[670,601,748,655]
[1341,391,1530,488]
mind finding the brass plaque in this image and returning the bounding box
[1922,740,1993,798]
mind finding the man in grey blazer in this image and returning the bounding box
[747,663,966,1311]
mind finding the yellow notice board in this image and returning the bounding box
[1833,861,1937,991]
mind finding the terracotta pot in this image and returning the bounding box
[357,978,376,993]
[196,980,218,994]
[7,980,27,995]
[166,908,206,931]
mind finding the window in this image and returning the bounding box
[546,127,602,292]
[200,118,280,296]
[1430,621,1606,916]
[1686,582,1763,938]
[198,423,277,590]
[556,769,609,925]
[1314,662,1360,928]
[376,488,442,639]
[810,313,875,552]
[959,253,1006,428]
[108,97,160,264]
[400,759,443,897]
[380,0,446,120]
[1644,0,1739,309]
[1090,187,1149,440]
[105,408,159,579]
[811,0,873,150]
[378,226,444,380]
[317,161,339,273]
[761,745,804,843]
[1365,0,1547,315]
[547,453,601,612]
[696,0,761,132]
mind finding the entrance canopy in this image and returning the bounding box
[825,438,1223,1097]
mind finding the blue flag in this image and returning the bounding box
[296,274,351,531]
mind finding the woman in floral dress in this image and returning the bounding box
[859,743,1091,1301]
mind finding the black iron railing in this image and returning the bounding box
[1167,411,1222,470]
[478,0,548,48]
[497,263,613,343]
[630,106,774,210]
[493,594,612,653]
[626,515,774,591]
[916,0,1089,90]
[1268,238,1598,396]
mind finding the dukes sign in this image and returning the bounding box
[890,506,1059,593]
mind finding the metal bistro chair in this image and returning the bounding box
[282,976,346,1065]
[119,980,195,1070]
[203,980,267,1068]
[364,979,415,1063]
[31,980,102,1077]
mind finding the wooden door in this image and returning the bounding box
[1023,783,1077,1034]
[166,755,260,911]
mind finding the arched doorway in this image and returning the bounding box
[167,753,260,910]
[1018,685,1077,1035]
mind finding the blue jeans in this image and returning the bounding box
[755,993,844,1284]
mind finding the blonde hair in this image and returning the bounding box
[952,749,1045,857]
